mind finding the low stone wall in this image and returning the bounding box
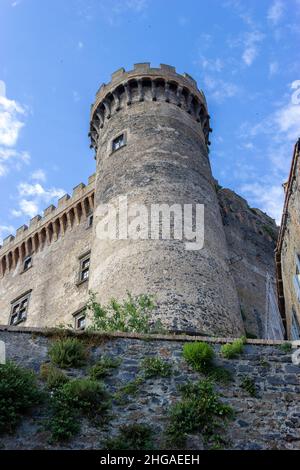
[0,326,299,450]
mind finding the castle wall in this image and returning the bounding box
[218,188,278,338]
[0,327,299,450]
[278,147,300,339]
[0,179,95,328]
[89,64,244,337]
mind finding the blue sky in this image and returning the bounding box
[1,0,300,243]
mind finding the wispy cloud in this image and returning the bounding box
[267,0,284,25]
[0,80,29,176]
[0,225,15,245]
[242,30,264,66]
[237,80,300,221]
[203,75,241,103]
[11,182,65,219]
[77,0,148,25]
[240,182,283,224]
[31,169,46,182]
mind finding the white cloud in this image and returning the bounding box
[18,199,39,218]
[11,182,66,219]
[237,81,300,221]
[203,75,240,103]
[198,56,224,73]
[267,1,284,25]
[240,182,283,224]
[31,169,46,182]
[18,182,65,200]
[242,31,264,66]
[0,80,29,177]
[0,225,15,245]
[0,148,30,176]
[0,91,26,147]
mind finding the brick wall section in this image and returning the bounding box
[0,327,299,450]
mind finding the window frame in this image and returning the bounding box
[86,212,93,229]
[9,291,31,326]
[77,251,91,285]
[111,132,126,153]
[23,255,32,272]
[72,308,86,330]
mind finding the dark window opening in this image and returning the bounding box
[23,256,32,271]
[112,134,125,152]
[78,254,90,283]
[10,293,30,325]
[87,213,93,228]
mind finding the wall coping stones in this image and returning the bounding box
[0,324,299,347]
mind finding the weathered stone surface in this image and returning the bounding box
[0,330,299,450]
[218,188,278,338]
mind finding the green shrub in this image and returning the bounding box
[89,356,121,380]
[0,362,41,434]
[40,363,68,389]
[166,380,233,448]
[86,291,157,333]
[220,337,246,359]
[141,357,172,378]
[240,376,257,398]
[49,338,87,368]
[182,342,214,372]
[279,342,292,353]
[114,376,144,404]
[105,424,154,450]
[48,378,110,442]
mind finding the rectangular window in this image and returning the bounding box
[23,256,32,271]
[112,133,125,152]
[87,213,93,228]
[78,253,90,283]
[73,309,86,330]
[10,292,31,326]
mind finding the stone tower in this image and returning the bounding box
[88,63,244,336]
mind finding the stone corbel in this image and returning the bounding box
[112,91,121,111]
[151,80,157,101]
[124,83,132,105]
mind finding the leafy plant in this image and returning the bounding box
[49,337,87,368]
[141,357,172,378]
[279,342,292,353]
[0,362,41,434]
[240,376,257,398]
[182,342,214,373]
[89,356,121,380]
[48,378,110,442]
[86,291,157,333]
[105,424,154,450]
[114,376,144,404]
[220,337,246,359]
[166,380,233,448]
[40,363,69,389]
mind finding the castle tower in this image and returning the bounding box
[88,63,244,336]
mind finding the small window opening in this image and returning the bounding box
[23,256,32,271]
[10,293,30,325]
[112,134,125,152]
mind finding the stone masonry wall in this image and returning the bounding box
[218,188,278,338]
[280,152,300,338]
[0,327,299,450]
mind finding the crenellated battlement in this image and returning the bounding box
[89,63,212,153]
[0,174,96,275]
